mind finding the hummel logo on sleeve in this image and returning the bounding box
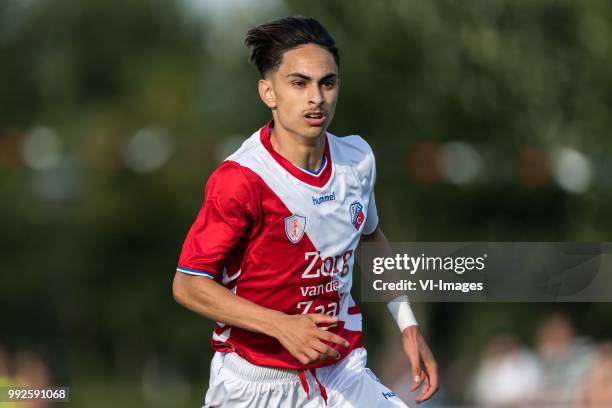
[382,391,397,400]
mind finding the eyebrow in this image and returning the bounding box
[286,72,338,82]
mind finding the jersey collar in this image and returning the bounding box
[260,120,333,188]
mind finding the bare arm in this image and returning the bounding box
[173,272,282,335]
[359,226,439,404]
[172,272,349,365]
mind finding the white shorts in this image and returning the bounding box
[202,347,409,407]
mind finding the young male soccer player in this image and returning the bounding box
[173,16,438,407]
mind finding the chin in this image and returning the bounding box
[305,120,330,133]
[303,126,327,139]
[282,119,328,140]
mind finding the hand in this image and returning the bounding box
[402,325,439,404]
[272,313,349,365]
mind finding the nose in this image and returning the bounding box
[309,85,325,106]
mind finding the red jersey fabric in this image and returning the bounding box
[177,121,378,370]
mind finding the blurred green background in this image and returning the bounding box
[2,0,612,406]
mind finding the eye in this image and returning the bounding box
[323,81,336,89]
[292,81,306,87]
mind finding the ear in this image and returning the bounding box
[258,78,276,109]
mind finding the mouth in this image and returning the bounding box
[304,111,327,126]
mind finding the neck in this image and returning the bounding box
[269,121,325,172]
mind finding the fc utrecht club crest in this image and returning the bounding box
[285,214,306,244]
[349,201,365,230]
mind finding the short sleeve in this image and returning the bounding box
[177,161,256,279]
[363,152,379,235]
[363,191,379,235]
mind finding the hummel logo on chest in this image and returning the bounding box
[312,192,336,205]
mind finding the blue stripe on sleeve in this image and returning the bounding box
[176,266,216,279]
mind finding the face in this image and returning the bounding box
[258,44,339,142]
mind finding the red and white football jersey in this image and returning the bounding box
[177,120,378,370]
